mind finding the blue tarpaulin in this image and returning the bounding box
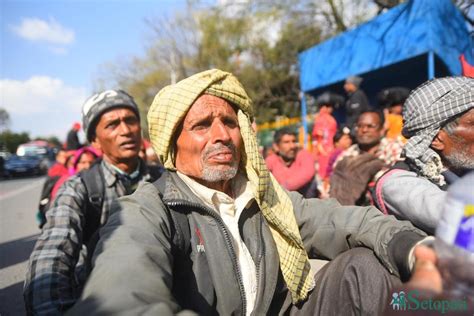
[298,0,473,98]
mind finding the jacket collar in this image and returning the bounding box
[155,170,201,204]
[101,158,149,188]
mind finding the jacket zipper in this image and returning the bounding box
[167,200,248,315]
[254,214,265,314]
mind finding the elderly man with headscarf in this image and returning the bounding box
[70,70,433,316]
[375,76,473,234]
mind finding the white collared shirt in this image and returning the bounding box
[177,172,257,315]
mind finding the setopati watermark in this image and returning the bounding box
[389,290,469,314]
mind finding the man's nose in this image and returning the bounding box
[210,120,231,143]
[118,121,132,135]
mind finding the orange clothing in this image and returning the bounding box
[385,113,404,141]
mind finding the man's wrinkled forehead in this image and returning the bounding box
[183,94,238,122]
[172,94,239,137]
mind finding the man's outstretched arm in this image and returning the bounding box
[24,176,86,315]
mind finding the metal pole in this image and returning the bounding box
[300,91,308,148]
[428,51,435,80]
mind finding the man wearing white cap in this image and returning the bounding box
[24,90,158,314]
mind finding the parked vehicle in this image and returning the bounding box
[16,141,54,172]
[4,155,44,177]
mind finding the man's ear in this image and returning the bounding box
[91,137,102,152]
[272,143,279,154]
[431,130,447,151]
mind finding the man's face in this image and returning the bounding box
[92,107,141,165]
[441,108,474,170]
[274,134,298,162]
[344,82,356,93]
[175,95,242,183]
[355,113,384,147]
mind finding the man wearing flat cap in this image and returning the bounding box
[375,76,474,234]
[71,70,435,315]
[344,75,370,130]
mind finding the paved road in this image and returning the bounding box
[0,176,45,316]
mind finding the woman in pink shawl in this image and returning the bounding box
[50,147,100,200]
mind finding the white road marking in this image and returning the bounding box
[0,179,44,201]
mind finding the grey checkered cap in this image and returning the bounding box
[82,90,140,141]
[402,76,473,184]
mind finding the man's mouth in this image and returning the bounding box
[204,143,237,164]
[208,150,234,162]
[120,140,137,149]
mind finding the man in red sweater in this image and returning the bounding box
[265,127,318,198]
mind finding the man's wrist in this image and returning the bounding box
[387,231,427,281]
[407,236,436,272]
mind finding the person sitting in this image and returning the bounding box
[320,127,353,198]
[265,127,318,198]
[326,127,353,179]
[330,110,403,205]
[24,90,159,314]
[374,76,473,234]
[70,69,433,316]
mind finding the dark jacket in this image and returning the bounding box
[66,129,82,150]
[71,171,425,315]
[345,89,370,128]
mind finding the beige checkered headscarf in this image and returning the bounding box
[148,69,314,303]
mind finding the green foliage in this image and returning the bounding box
[0,131,30,153]
[0,108,10,131]
[96,0,378,130]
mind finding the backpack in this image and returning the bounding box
[79,162,105,246]
[36,161,106,238]
[37,175,62,228]
[371,160,411,214]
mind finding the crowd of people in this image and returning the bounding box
[23,70,473,315]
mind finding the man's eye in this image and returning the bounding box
[125,117,138,125]
[192,120,212,129]
[225,120,238,128]
[193,123,210,131]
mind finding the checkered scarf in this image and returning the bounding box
[148,69,314,303]
[402,76,474,185]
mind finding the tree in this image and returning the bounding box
[0,108,10,131]
[0,131,30,153]
[94,0,380,128]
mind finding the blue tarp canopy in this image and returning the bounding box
[298,0,473,101]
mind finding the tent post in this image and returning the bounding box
[300,92,308,148]
[428,51,435,79]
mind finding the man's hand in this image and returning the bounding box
[406,245,442,294]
